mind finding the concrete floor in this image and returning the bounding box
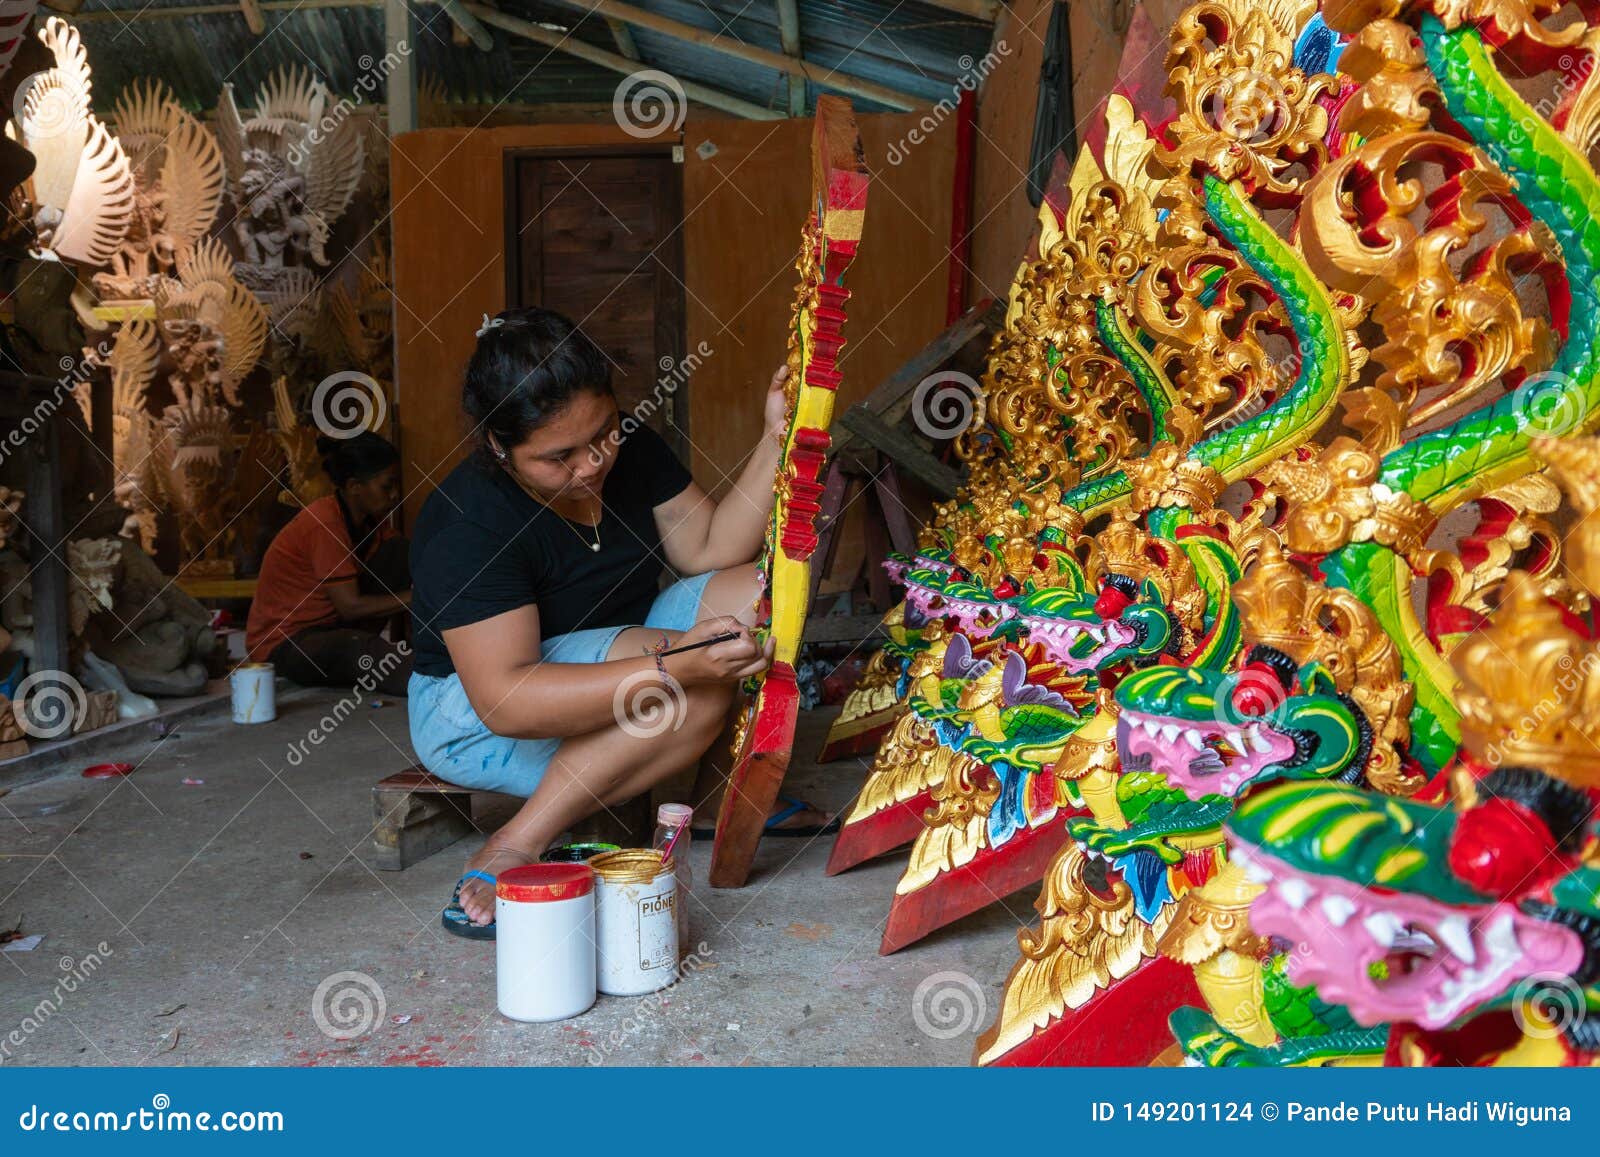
[0,690,1039,1066]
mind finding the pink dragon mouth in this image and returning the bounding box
[1028,617,1136,673]
[1234,845,1585,1030]
[1117,710,1297,798]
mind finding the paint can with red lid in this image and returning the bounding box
[495,862,597,1022]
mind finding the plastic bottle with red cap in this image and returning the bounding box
[652,802,694,956]
[495,862,596,1022]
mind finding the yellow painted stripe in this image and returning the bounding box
[1374,847,1426,884]
[1320,811,1386,857]
[1261,791,1358,844]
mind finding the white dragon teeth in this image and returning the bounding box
[1484,911,1519,959]
[1436,915,1476,965]
[1362,911,1407,948]
[1277,877,1312,910]
[1248,726,1273,754]
[1243,861,1273,884]
[1226,730,1245,752]
[1183,729,1205,751]
[1160,723,1181,744]
[1321,895,1357,927]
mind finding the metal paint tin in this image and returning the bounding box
[590,848,679,996]
[540,842,621,863]
[495,863,597,1022]
[230,663,276,724]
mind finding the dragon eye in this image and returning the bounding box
[1229,663,1286,717]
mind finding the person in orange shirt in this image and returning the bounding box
[245,433,412,696]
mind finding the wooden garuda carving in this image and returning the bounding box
[214,64,364,295]
[12,16,133,270]
[708,95,868,889]
[96,78,225,304]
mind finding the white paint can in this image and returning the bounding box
[495,863,597,1022]
[590,849,679,996]
[230,662,276,724]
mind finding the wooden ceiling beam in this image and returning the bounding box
[917,0,1000,19]
[436,0,494,49]
[605,16,639,58]
[538,0,918,110]
[464,2,784,121]
[238,0,265,33]
[775,0,803,117]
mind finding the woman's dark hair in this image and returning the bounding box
[317,432,399,487]
[463,307,613,451]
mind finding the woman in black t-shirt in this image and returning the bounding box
[410,307,824,936]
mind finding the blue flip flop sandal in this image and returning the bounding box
[692,797,840,840]
[440,869,497,940]
[762,796,841,838]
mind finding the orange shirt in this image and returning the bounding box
[246,496,394,661]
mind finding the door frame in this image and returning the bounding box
[501,144,689,459]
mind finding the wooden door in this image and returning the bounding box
[506,151,687,457]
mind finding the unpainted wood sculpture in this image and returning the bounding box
[94,78,225,303]
[17,16,133,270]
[214,65,365,293]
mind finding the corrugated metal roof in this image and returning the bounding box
[72,0,994,118]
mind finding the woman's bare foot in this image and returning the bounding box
[457,840,540,926]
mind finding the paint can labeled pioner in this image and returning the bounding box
[590,849,678,996]
[495,862,597,1022]
[230,662,276,724]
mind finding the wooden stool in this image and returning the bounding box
[371,768,479,870]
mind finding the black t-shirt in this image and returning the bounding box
[409,425,693,677]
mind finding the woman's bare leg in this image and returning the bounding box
[696,563,762,625]
[454,627,733,925]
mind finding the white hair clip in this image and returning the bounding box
[477,314,506,338]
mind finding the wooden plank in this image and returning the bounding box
[238,0,265,34]
[537,0,919,111]
[437,0,493,49]
[920,0,1000,20]
[605,16,639,58]
[24,414,68,679]
[776,0,804,117]
[176,577,260,599]
[385,0,416,134]
[873,463,918,554]
[466,3,783,121]
[858,297,998,424]
[837,406,964,498]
